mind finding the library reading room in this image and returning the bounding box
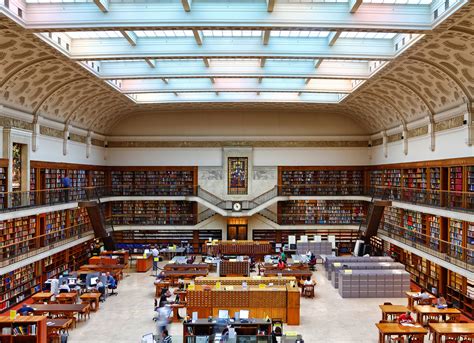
[0,1,473,343]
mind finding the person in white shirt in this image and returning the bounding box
[303,276,314,286]
[152,246,160,271]
[59,281,71,293]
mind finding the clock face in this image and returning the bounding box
[232,202,242,212]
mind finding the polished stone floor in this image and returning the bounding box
[68,261,407,343]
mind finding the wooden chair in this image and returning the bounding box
[78,303,91,321]
[301,284,315,298]
[408,334,424,343]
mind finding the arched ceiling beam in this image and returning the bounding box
[32,77,88,116]
[381,76,435,119]
[0,57,56,88]
[64,92,110,124]
[408,56,472,102]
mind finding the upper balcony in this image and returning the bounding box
[0,184,472,217]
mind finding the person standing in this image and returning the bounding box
[161,329,172,343]
[152,246,160,273]
[156,304,171,340]
[61,173,72,202]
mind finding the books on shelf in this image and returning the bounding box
[403,210,426,244]
[0,263,40,312]
[111,201,196,225]
[278,200,366,225]
[0,216,37,260]
[45,211,67,246]
[427,215,441,251]
[448,219,463,260]
[280,169,363,196]
[467,222,473,265]
[111,169,195,196]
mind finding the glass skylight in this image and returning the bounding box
[65,31,122,39]
[339,32,397,39]
[202,30,263,37]
[270,31,330,38]
[134,30,194,38]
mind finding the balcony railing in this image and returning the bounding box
[379,222,473,273]
[0,184,471,214]
[0,222,93,266]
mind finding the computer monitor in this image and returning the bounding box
[218,309,229,319]
[90,277,99,286]
[239,310,249,320]
[68,278,77,285]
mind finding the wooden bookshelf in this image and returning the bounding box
[0,316,47,342]
[382,206,403,236]
[394,248,440,294]
[0,163,7,210]
[113,230,195,245]
[447,271,473,319]
[467,222,474,265]
[0,216,37,261]
[448,219,464,260]
[111,201,197,225]
[278,167,364,196]
[278,200,366,225]
[109,167,197,196]
[403,210,426,245]
[427,215,441,251]
[0,263,41,312]
[449,166,463,208]
[44,211,67,246]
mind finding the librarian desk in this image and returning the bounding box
[405,291,436,309]
[379,305,409,321]
[163,270,208,284]
[183,318,272,338]
[32,292,53,304]
[56,293,77,304]
[186,284,300,325]
[194,276,297,287]
[413,305,461,324]
[136,254,153,272]
[375,323,427,343]
[429,323,474,343]
[80,293,102,311]
[32,304,90,320]
[100,250,130,267]
[164,263,209,271]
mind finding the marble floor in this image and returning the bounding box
[68,262,407,343]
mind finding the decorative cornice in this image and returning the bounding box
[434,115,465,132]
[107,140,369,148]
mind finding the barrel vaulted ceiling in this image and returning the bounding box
[0,0,473,135]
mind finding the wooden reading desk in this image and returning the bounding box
[405,291,436,309]
[56,292,77,304]
[413,305,461,324]
[80,292,102,311]
[429,323,474,343]
[164,263,209,271]
[263,269,311,279]
[163,270,208,284]
[32,304,89,318]
[379,305,409,321]
[32,292,54,304]
[375,323,427,343]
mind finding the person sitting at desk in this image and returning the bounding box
[437,296,448,309]
[280,251,287,263]
[59,281,71,293]
[398,311,415,324]
[106,272,118,295]
[96,279,106,302]
[415,289,432,305]
[277,259,286,270]
[18,304,35,316]
[303,276,314,286]
[271,326,282,343]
